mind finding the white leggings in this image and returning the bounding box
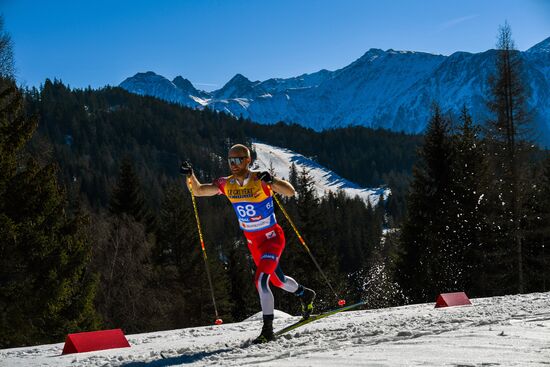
[256,265,299,317]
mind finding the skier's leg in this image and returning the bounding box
[247,239,261,266]
[254,270,275,316]
[251,233,283,317]
[253,268,276,343]
[261,225,300,293]
[270,263,315,318]
[259,225,290,291]
[248,232,282,343]
[270,264,299,293]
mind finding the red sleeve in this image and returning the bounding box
[258,175,272,196]
[212,177,227,195]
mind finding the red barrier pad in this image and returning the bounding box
[435,292,472,308]
[62,329,130,354]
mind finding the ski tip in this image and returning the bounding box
[338,299,346,307]
[215,318,224,325]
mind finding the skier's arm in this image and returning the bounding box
[271,177,296,197]
[186,173,220,197]
[258,171,295,197]
[181,162,220,197]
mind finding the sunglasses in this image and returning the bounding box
[228,156,248,165]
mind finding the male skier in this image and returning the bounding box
[181,144,315,343]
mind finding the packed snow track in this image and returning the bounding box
[1,292,549,366]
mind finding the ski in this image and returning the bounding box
[275,300,366,337]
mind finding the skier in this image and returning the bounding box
[181,144,316,343]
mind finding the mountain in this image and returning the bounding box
[119,38,550,144]
[212,73,259,99]
[2,291,548,366]
[526,36,550,54]
[119,72,208,108]
[251,142,389,206]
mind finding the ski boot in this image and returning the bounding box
[295,285,316,319]
[253,315,275,344]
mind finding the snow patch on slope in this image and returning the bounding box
[251,142,389,206]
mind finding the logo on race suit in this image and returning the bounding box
[250,215,263,221]
[261,253,278,261]
[265,230,276,239]
[238,214,276,232]
[229,178,236,184]
[228,188,254,199]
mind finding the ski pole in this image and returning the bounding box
[270,189,346,307]
[187,177,223,325]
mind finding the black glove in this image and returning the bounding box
[258,171,273,184]
[180,161,193,176]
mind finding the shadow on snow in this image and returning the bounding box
[121,348,233,366]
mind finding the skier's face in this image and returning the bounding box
[228,149,250,176]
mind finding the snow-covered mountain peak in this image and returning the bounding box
[122,71,164,82]
[119,72,208,108]
[227,73,252,85]
[119,40,550,144]
[171,76,211,99]
[526,36,550,53]
[448,50,474,58]
[356,48,386,62]
[140,71,158,77]
[295,68,333,82]
[120,72,175,91]
[213,73,259,99]
[172,76,197,92]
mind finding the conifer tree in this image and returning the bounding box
[289,162,299,190]
[398,105,455,303]
[296,167,319,230]
[0,17,14,79]
[157,183,233,326]
[109,156,148,222]
[522,155,550,292]
[537,156,550,291]
[485,22,533,293]
[0,77,99,347]
[94,156,164,331]
[225,238,258,321]
[285,168,342,309]
[450,106,489,295]
[111,156,158,232]
[156,184,195,266]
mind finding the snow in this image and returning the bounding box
[2,292,549,366]
[243,310,293,322]
[251,142,390,206]
[190,95,209,106]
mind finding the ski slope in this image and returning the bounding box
[251,142,389,206]
[2,292,549,366]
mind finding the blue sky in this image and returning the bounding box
[2,0,549,91]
